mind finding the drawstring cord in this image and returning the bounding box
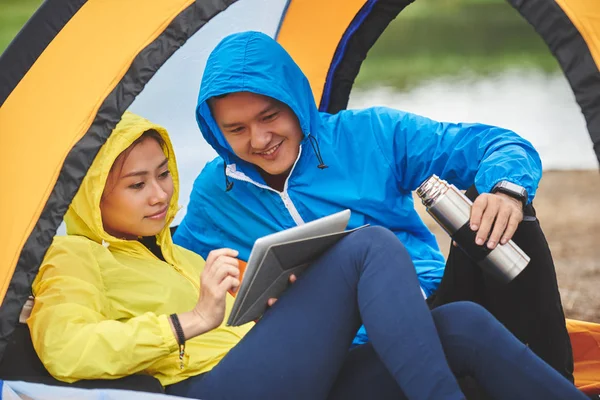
[224,162,234,192]
[222,134,328,191]
[308,135,328,169]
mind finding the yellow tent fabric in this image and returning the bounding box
[556,0,600,71]
[0,0,196,318]
[512,0,600,163]
[278,0,367,105]
[0,0,599,394]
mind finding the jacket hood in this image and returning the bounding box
[196,31,323,171]
[65,112,180,247]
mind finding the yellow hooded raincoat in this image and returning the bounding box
[27,112,253,386]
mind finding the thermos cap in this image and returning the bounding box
[416,175,449,207]
[416,174,530,284]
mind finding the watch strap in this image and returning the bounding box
[492,181,528,208]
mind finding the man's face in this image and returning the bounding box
[210,92,303,177]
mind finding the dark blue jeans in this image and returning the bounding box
[167,227,585,400]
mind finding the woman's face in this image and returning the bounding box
[100,137,173,240]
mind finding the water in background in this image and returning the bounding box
[349,71,597,170]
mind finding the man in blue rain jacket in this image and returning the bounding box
[174,31,573,381]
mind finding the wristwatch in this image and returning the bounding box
[491,181,528,208]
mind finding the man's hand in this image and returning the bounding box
[267,274,297,306]
[470,192,524,249]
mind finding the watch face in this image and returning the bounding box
[501,181,526,196]
[494,181,528,205]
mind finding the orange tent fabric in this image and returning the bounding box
[568,319,600,394]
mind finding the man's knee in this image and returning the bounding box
[432,301,498,345]
[346,225,400,246]
[343,226,409,260]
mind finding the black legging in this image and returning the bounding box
[429,186,574,383]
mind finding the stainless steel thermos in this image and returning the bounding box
[416,175,530,283]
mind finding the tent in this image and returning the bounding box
[0,0,599,394]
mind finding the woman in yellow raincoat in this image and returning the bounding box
[27,112,587,400]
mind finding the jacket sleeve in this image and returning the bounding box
[367,107,542,203]
[27,239,179,382]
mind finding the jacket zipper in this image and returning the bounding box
[133,242,201,291]
[226,146,305,226]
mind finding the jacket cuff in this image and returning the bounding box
[158,314,179,353]
[476,177,536,205]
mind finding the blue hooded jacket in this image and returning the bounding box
[174,31,542,299]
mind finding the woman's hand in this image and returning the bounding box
[267,274,297,306]
[172,248,240,341]
[194,248,241,330]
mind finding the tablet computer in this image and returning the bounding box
[227,210,358,326]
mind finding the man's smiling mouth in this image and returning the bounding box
[255,140,284,156]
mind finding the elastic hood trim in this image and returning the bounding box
[65,112,180,248]
[195,31,323,172]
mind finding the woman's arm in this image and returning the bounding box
[29,239,242,382]
[174,248,242,339]
[28,240,180,382]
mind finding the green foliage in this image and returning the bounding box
[0,0,43,53]
[355,0,560,89]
